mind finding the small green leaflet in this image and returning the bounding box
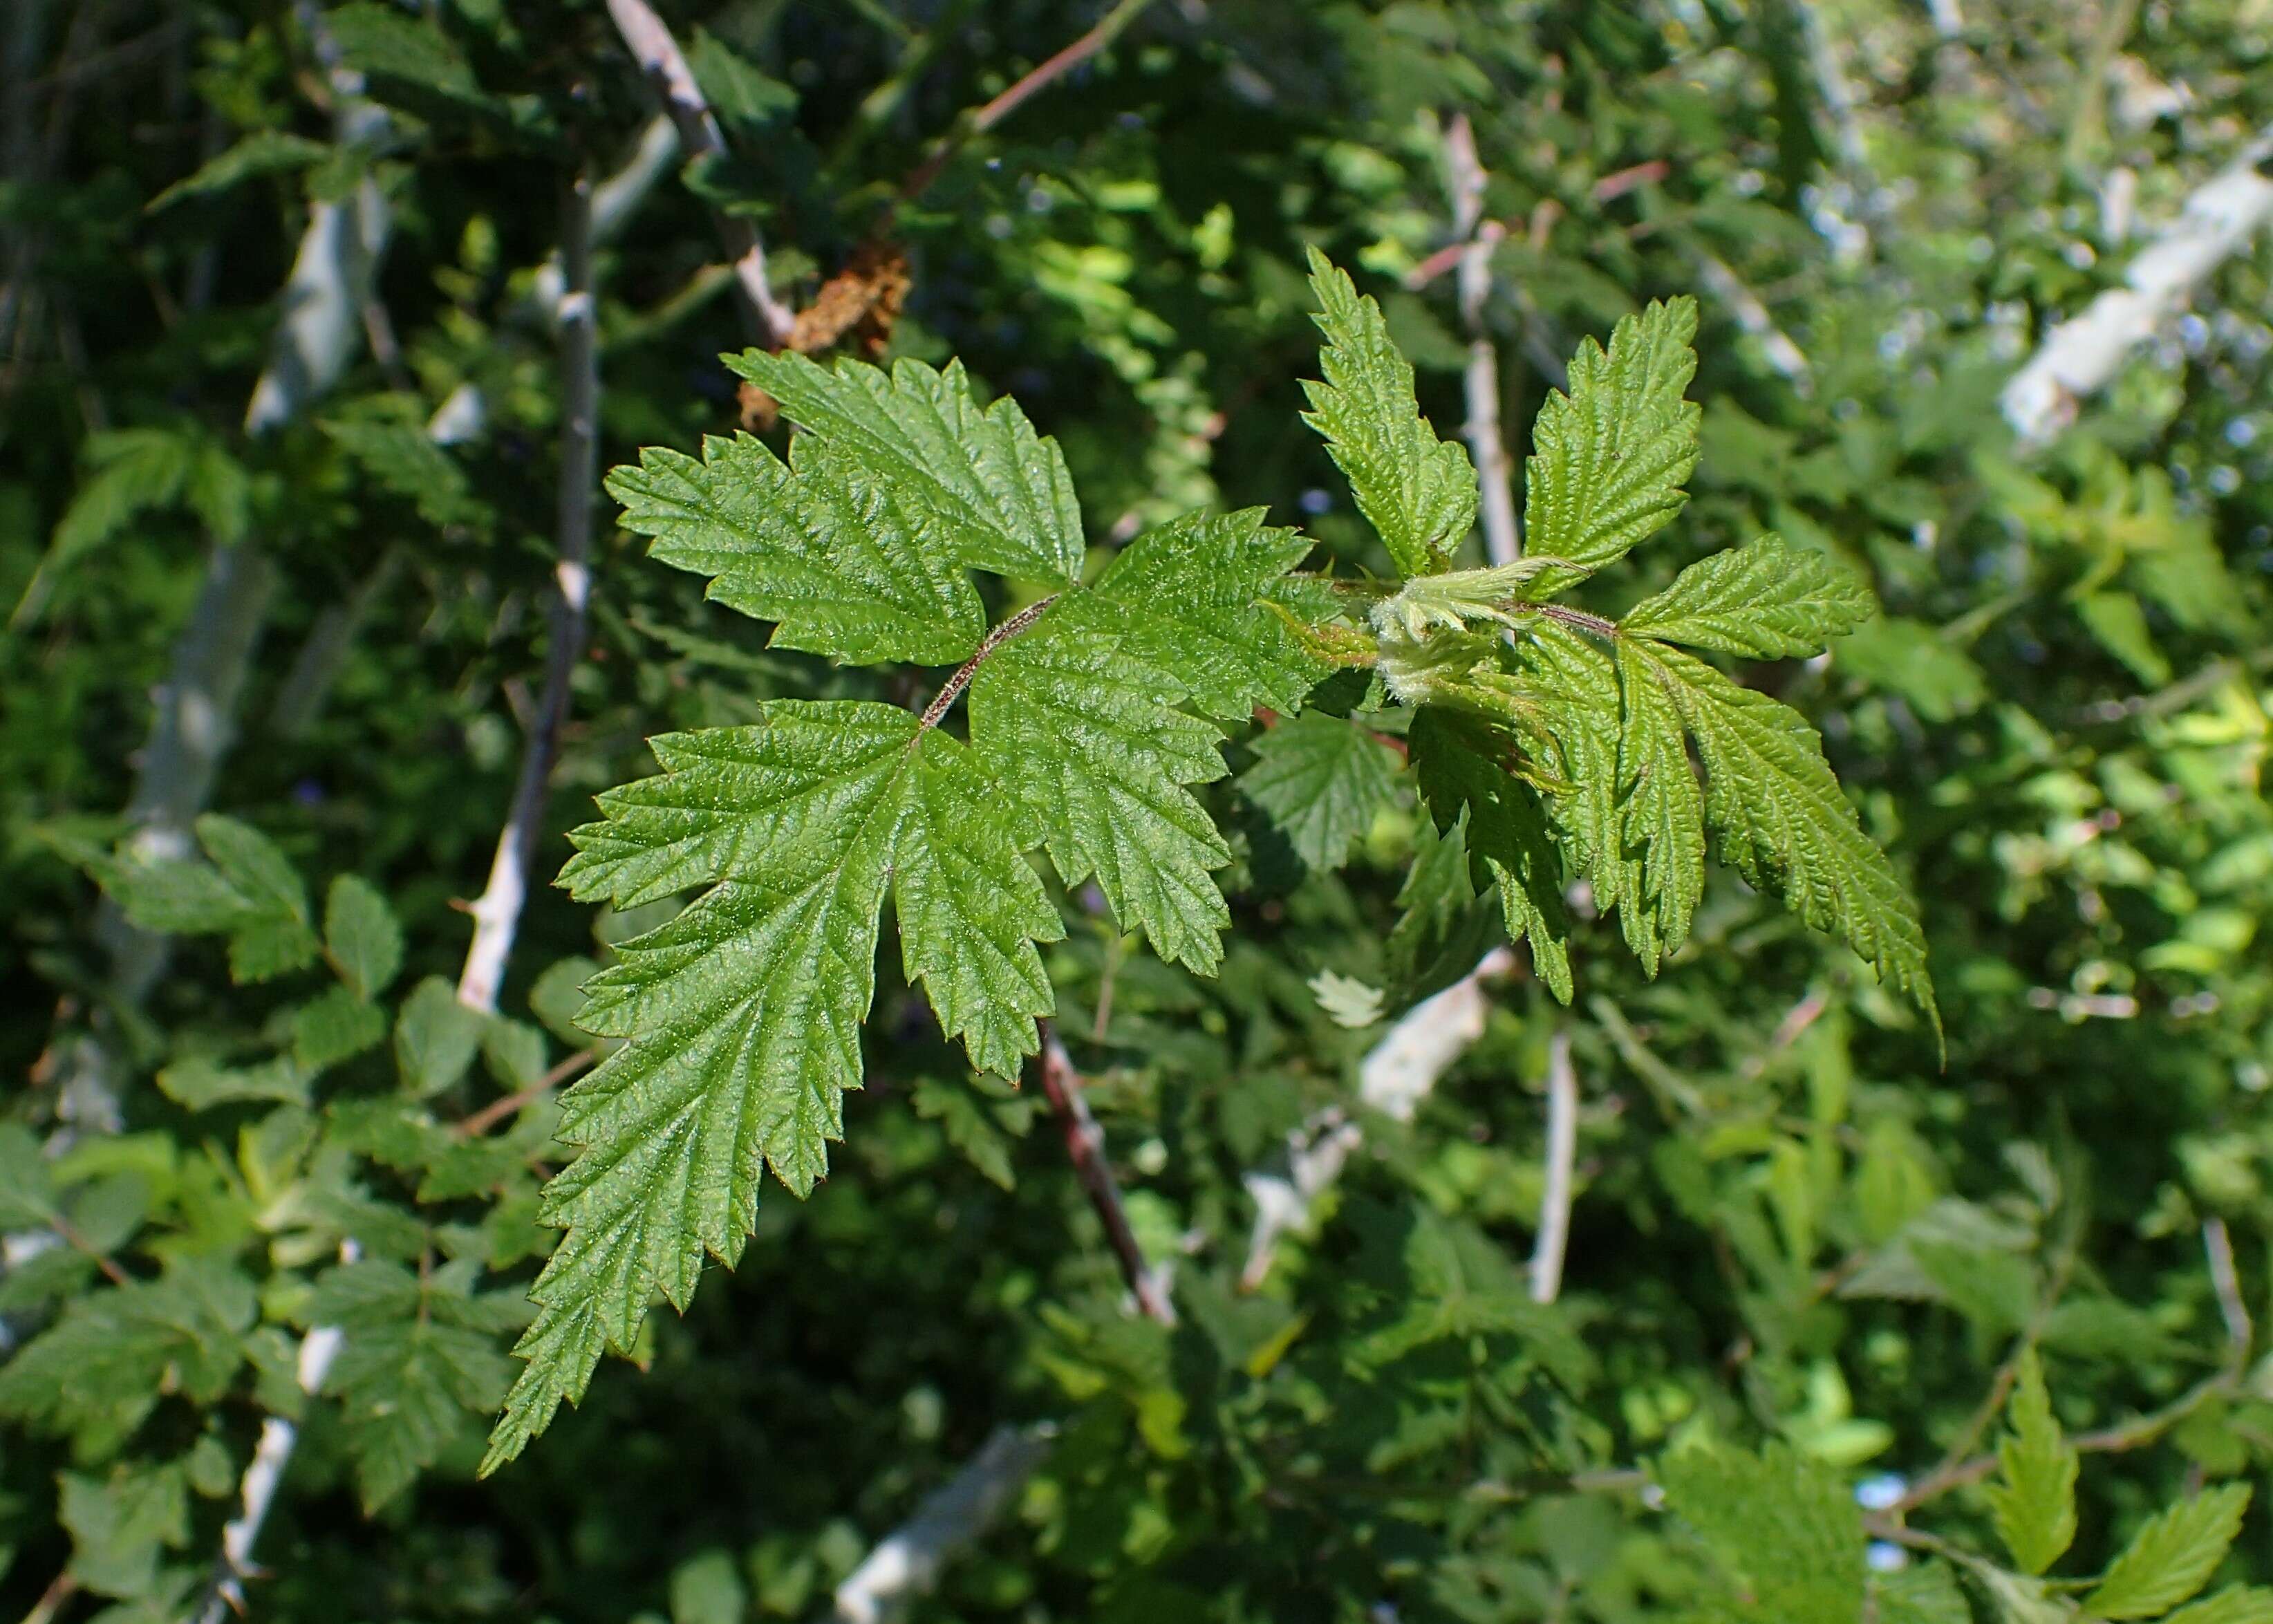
[2084,1484,2252,1619]
[0,1259,254,1460]
[312,1259,525,1510]
[326,874,404,1002]
[1985,1350,2077,1576]
[2164,1589,2273,1624]
[60,1463,189,1602]
[1656,1439,1866,1621]
[1871,1562,1973,1624]
[77,814,320,984]
[725,350,1085,585]
[148,129,330,209]
[487,703,1060,1466]
[1409,707,1573,1000]
[1242,711,1403,871]
[607,430,985,666]
[1300,247,1476,576]
[1621,534,1876,658]
[1524,297,1700,592]
[1638,644,1937,1034]
[1612,637,1703,973]
[969,510,1322,973]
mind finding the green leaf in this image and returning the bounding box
[60,1463,189,1600]
[606,431,986,666]
[1641,644,1937,1032]
[1242,711,1402,870]
[724,351,1085,586]
[688,29,796,127]
[913,1080,1019,1190]
[2165,1589,2273,1624]
[0,1122,55,1226]
[1656,1439,1866,1621]
[325,413,483,530]
[489,704,1060,1469]
[969,613,1227,975]
[1309,969,1385,1028]
[43,430,196,576]
[157,1055,312,1112]
[1355,1206,1592,1388]
[1835,616,1987,722]
[1613,639,1704,972]
[1301,247,1476,576]
[395,977,485,1096]
[1524,297,1701,590]
[311,1260,523,1511]
[149,131,329,209]
[0,1260,254,1458]
[1621,534,1875,657]
[2084,1484,2252,1619]
[2075,589,2171,686]
[1085,507,1325,720]
[1985,1350,2078,1575]
[326,875,403,1000]
[1408,707,1573,1000]
[293,984,389,1072]
[81,815,319,982]
[329,1,503,119]
[1871,1561,1973,1624]
[1383,805,1496,998]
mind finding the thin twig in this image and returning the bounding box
[50,1211,130,1287]
[1034,1022,1175,1325]
[833,1423,1059,1624]
[1895,1365,2238,1511]
[23,1567,77,1624]
[915,596,1056,731]
[1444,113,1519,566]
[1528,1028,1577,1304]
[191,1241,360,1624]
[2003,122,2273,444]
[458,171,599,1015]
[604,0,794,346]
[2204,1216,2252,1359]
[896,0,1159,205]
[453,1049,597,1139]
[1243,948,1517,1290]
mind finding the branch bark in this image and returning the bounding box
[896,0,1159,205]
[1242,948,1515,1289]
[1035,1021,1175,1325]
[458,171,599,1015]
[191,1241,359,1624]
[1444,114,1519,566]
[604,0,793,346]
[832,1423,1059,1624]
[2003,124,2273,445]
[94,9,393,1029]
[1528,1028,1577,1304]
[1692,249,1813,393]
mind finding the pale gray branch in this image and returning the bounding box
[458,172,599,1014]
[1528,1028,1577,1305]
[1692,250,1812,393]
[832,1424,1059,1624]
[2205,1216,2252,1356]
[192,1241,359,1624]
[2003,125,2273,445]
[1242,948,1515,1289]
[1445,114,1519,566]
[605,0,793,345]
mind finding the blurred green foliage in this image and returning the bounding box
[7,1,2273,1621]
